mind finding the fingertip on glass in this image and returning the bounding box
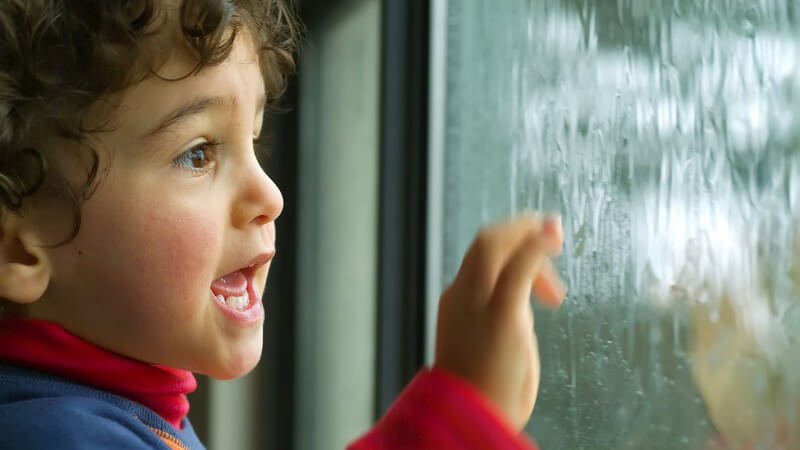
[542,213,562,234]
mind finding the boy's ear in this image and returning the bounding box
[0,213,51,305]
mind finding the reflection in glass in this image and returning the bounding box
[436,1,800,448]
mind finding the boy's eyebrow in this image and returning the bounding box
[143,93,268,139]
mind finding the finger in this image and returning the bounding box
[541,214,563,256]
[488,230,547,316]
[454,214,544,304]
[532,257,567,308]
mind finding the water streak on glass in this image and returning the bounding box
[439,1,800,448]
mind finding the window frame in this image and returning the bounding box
[374,0,432,417]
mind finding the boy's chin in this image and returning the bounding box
[202,341,264,380]
[205,356,262,380]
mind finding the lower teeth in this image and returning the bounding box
[216,291,250,311]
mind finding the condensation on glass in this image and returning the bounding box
[435,1,800,448]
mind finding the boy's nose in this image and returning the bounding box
[233,154,284,228]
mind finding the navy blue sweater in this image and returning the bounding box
[0,364,205,449]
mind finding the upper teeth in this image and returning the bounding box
[217,290,250,311]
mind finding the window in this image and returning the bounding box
[429,1,800,447]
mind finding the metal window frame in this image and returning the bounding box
[375,0,431,417]
[425,0,447,364]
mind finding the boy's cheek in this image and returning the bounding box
[126,204,221,289]
[66,194,222,299]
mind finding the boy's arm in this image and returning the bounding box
[347,367,539,450]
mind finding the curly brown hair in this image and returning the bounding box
[0,0,300,317]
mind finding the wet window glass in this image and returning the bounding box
[431,1,800,448]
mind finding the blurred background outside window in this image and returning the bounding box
[429,1,800,448]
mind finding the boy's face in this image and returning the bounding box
[26,32,281,378]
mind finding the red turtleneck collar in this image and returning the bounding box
[0,318,196,429]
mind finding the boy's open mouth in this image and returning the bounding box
[210,268,254,312]
[209,252,273,318]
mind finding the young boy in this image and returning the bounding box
[0,1,567,449]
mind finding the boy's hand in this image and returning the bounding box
[433,214,566,431]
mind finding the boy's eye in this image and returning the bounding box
[179,148,208,169]
[174,141,220,173]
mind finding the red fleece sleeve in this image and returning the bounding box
[347,368,540,450]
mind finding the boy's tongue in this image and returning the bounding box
[211,270,247,297]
